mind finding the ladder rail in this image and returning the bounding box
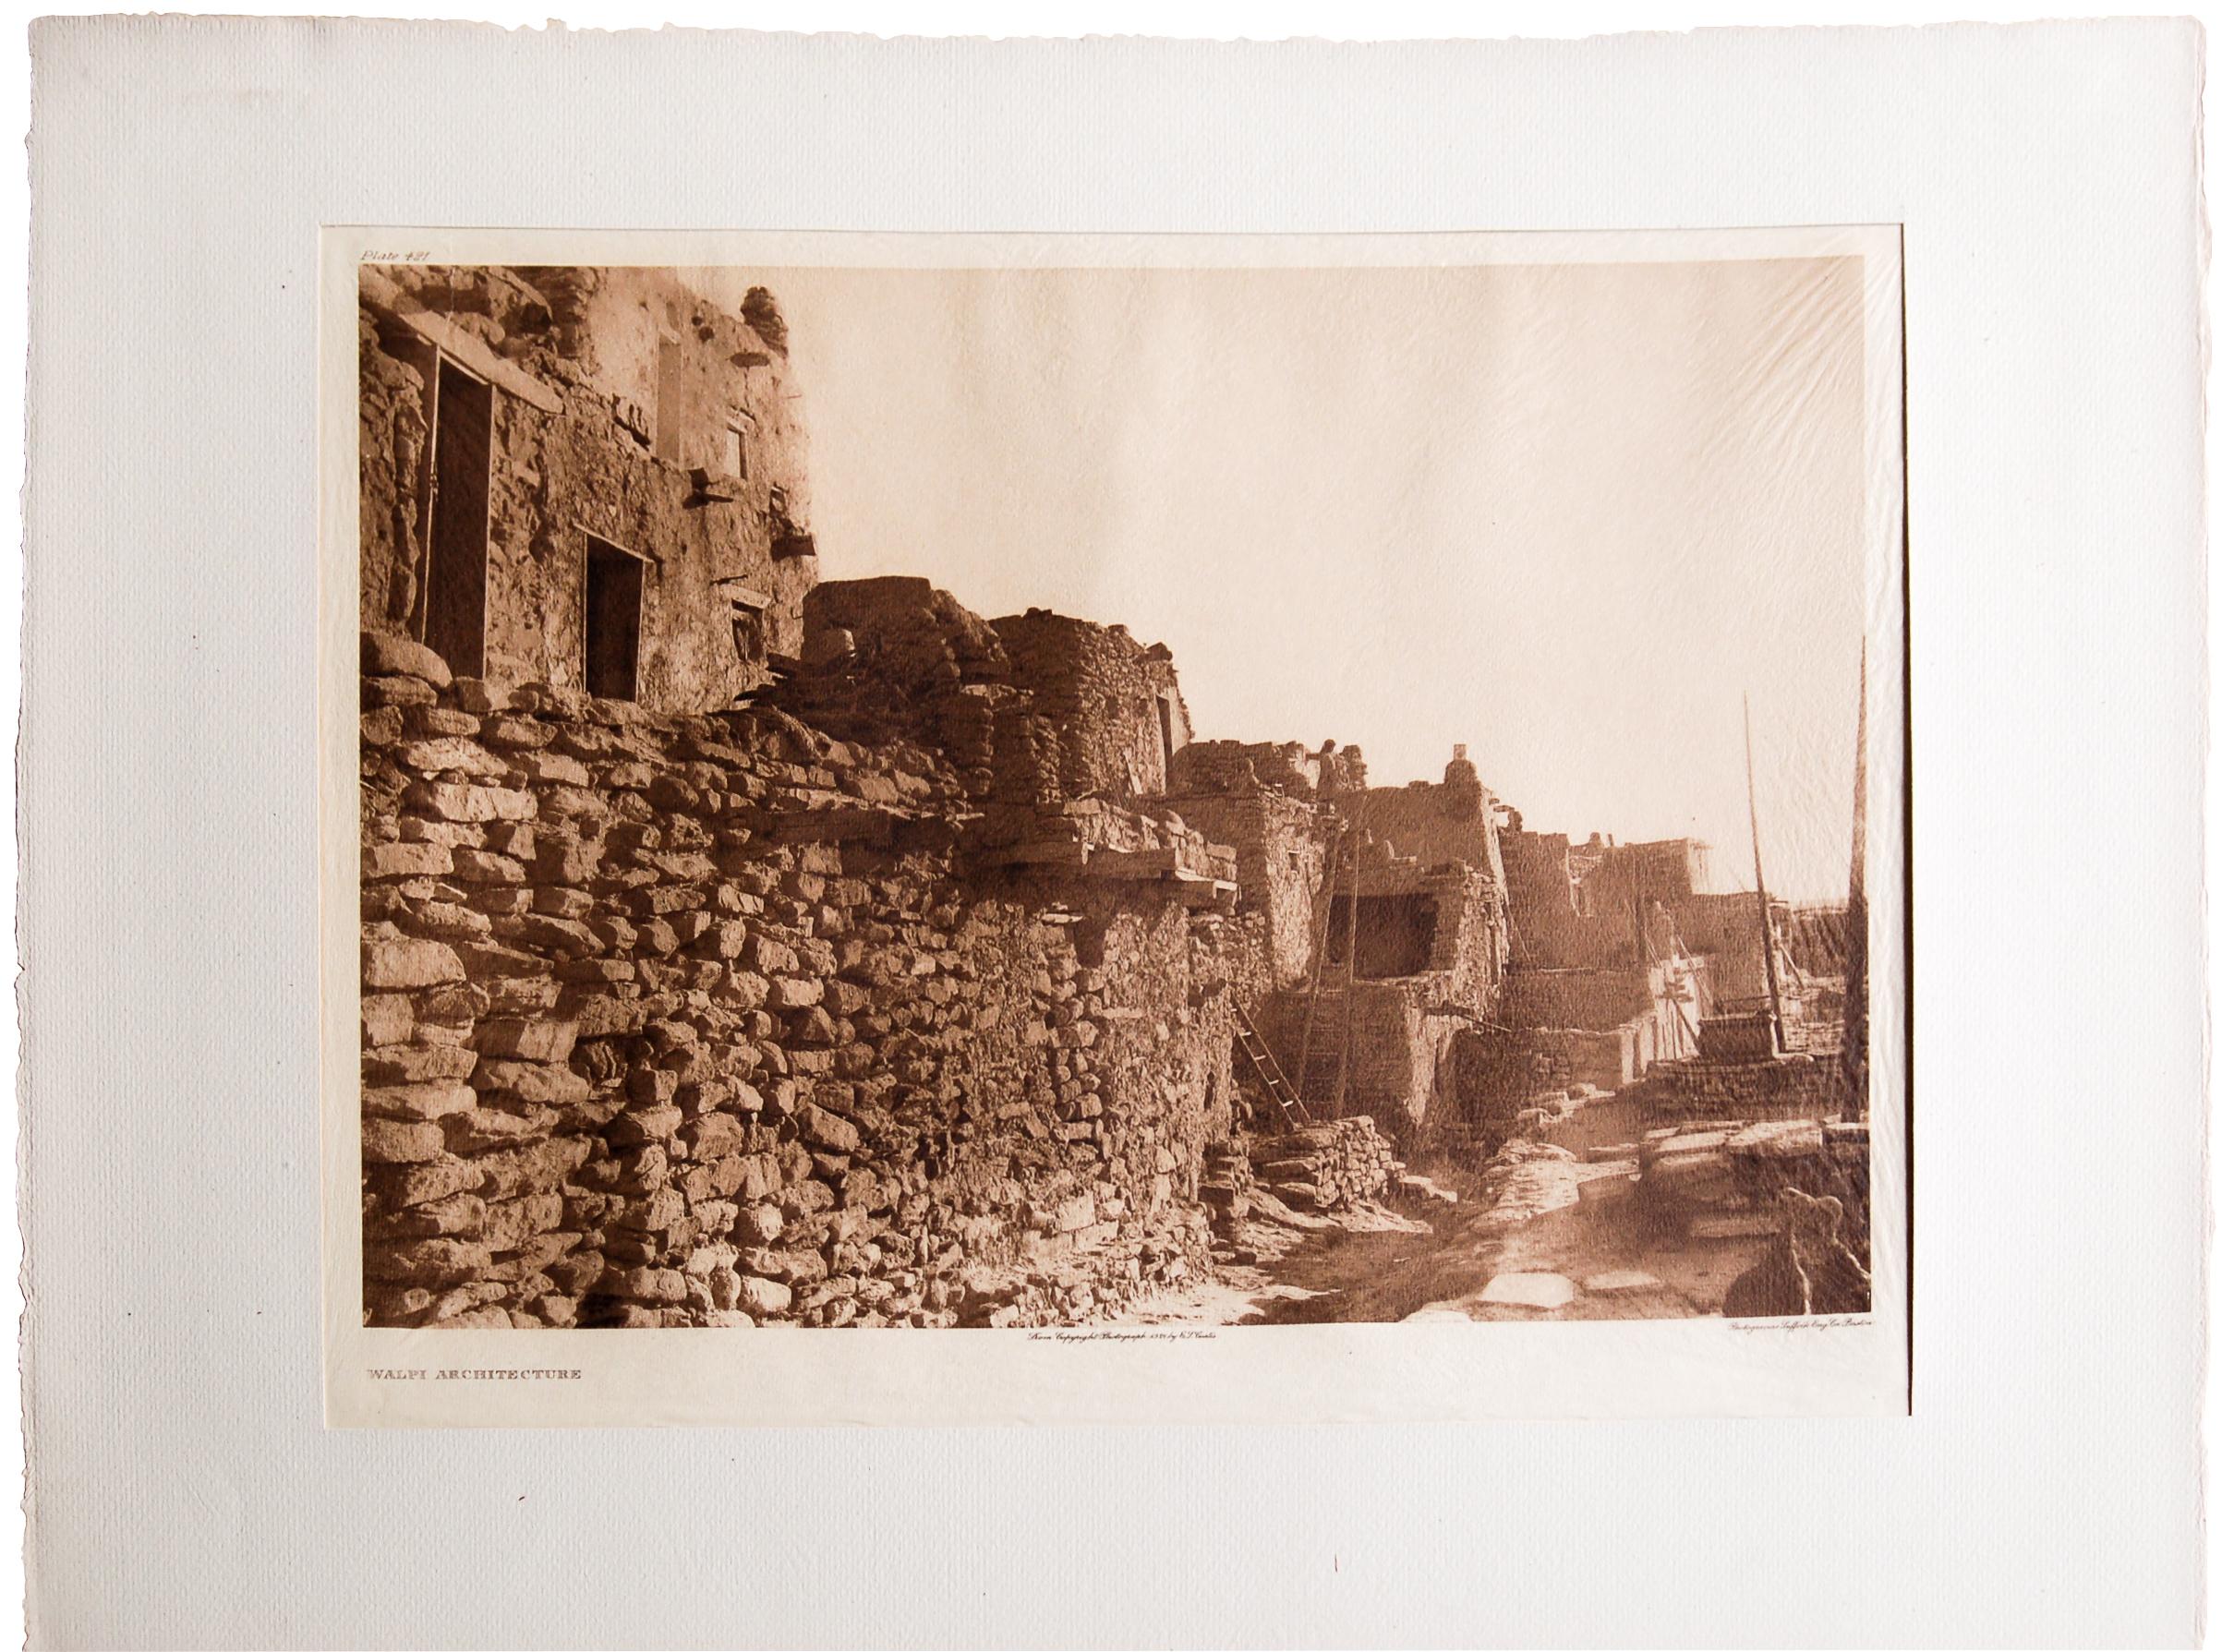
[1233,1001,1312,1129]
[1330,810,1363,1119]
[1289,822,1345,1101]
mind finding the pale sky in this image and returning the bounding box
[697,256,1872,900]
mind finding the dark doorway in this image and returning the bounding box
[584,537,645,701]
[1326,893,1440,979]
[1153,694,1177,789]
[423,359,492,676]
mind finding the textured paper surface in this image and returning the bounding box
[24,17,2206,1648]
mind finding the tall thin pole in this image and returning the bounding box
[1745,693,1788,1053]
[1292,822,1335,1102]
[1841,643,1870,1119]
[1332,824,1361,1120]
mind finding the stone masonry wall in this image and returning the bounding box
[776,577,1056,810]
[1160,790,1329,989]
[993,609,1192,799]
[1167,738,1369,799]
[1444,1025,1635,1143]
[1619,1053,1837,1123]
[1245,1117,1402,1212]
[1501,966,1656,1031]
[359,633,1241,1331]
[359,265,816,713]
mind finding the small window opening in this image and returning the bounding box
[584,537,646,701]
[653,336,685,463]
[722,422,748,481]
[729,600,766,668]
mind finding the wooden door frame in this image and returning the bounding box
[413,350,495,673]
[578,527,654,701]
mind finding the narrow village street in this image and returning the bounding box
[1115,1133,1781,1327]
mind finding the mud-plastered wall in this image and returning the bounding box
[357,265,818,713]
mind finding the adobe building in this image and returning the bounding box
[352,261,1821,1332]
[1165,742,1514,1142]
[354,269,1378,1332]
[357,264,818,713]
[1429,817,1815,1150]
[1162,738,1358,988]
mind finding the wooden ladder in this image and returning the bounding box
[1233,1001,1313,1131]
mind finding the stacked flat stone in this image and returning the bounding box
[1196,1141,1258,1231]
[359,632,1240,1332]
[1244,1116,1403,1212]
[1621,1052,1836,1122]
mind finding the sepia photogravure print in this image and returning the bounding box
[332,226,1904,1406]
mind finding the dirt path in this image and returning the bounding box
[1110,1151,1776,1326]
[1427,1197,1769,1320]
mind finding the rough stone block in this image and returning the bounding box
[398,738,508,779]
[779,1179,837,1220]
[364,841,453,879]
[769,976,824,1010]
[363,1043,477,1084]
[682,1113,751,1161]
[362,935,465,991]
[474,1058,593,1107]
[365,1237,494,1286]
[1054,1191,1097,1233]
[746,935,799,974]
[737,1275,792,1316]
[513,751,592,787]
[363,673,440,708]
[374,1157,486,1209]
[482,1192,565,1252]
[616,1188,688,1233]
[442,1105,558,1152]
[361,706,406,748]
[798,1103,861,1154]
[614,1104,685,1144]
[532,886,593,921]
[450,848,528,885]
[459,941,554,980]
[361,630,453,688]
[362,1118,451,1164]
[364,1080,478,1121]
[738,1202,785,1244]
[474,1018,580,1064]
[360,994,416,1047]
[613,1266,689,1305]
[406,780,537,824]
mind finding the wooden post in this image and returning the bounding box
[1745,693,1788,1054]
[1841,643,1870,1119]
[1332,831,1361,1119]
[1631,862,1649,967]
[1291,821,1342,1108]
